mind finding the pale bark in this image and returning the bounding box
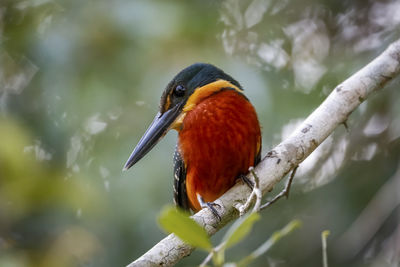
[127,38,400,267]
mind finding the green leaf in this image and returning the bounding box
[222,212,260,250]
[158,205,212,251]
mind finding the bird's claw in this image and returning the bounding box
[239,174,254,189]
[204,202,221,221]
[197,194,222,221]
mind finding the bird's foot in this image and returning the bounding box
[238,173,254,189]
[197,194,221,221]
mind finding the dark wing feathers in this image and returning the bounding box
[255,142,261,166]
[173,147,189,210]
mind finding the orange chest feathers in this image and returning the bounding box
[177,89,261,210]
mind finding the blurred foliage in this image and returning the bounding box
[0,116,102,267]
[158,206,299,267]
[222,212,261,251]
[236,219,302,267]
[0,0,400,266]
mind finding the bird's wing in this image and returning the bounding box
[173,147,189,210]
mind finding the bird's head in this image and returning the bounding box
[123,63,243,170]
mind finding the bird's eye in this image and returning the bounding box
[173,85,186,97]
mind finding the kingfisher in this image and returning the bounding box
[124,63,261,216]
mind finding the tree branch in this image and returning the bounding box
[127,38,400,267]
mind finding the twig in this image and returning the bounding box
[260,165,298,210]
[322,230,330,267]
[237,220,302,267]
[250,168,262,213]
[235,167,262,215]
[199,249,214,267]
[199,241,225,267]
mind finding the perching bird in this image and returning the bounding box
[124,63,261,216]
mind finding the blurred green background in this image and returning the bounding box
[1,0,400,266]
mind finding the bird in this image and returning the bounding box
[123,63,261,217]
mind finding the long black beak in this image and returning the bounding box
[123,104,182,171]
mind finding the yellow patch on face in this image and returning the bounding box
[163,91,173,112]
[183,79,242,113]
